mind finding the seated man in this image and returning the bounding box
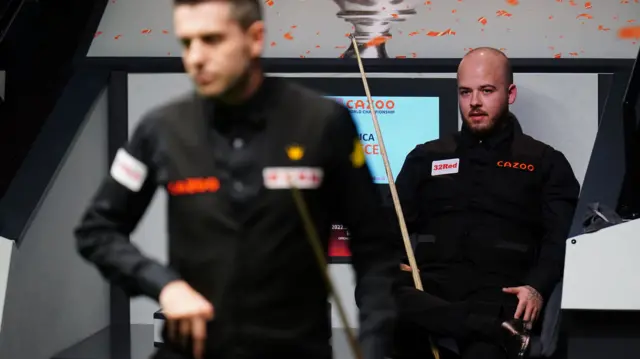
[391,47,580,359]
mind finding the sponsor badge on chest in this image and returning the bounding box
[431,158,460,176]
[263,167,324,189]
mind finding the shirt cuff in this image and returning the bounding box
[137,263,181,300]
[524,272,553,300]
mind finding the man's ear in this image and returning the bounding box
[247,20,265,58]
[507,84,517,105]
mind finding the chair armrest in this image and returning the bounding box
[538,281,563,357]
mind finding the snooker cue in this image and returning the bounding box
[350,35,441,359]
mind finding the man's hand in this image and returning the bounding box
[400,264,420,272]
[502,285,544,324]
[159,280,215,359]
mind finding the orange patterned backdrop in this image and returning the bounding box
[89,0,640,58]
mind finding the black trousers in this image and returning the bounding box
[392,264,519,359]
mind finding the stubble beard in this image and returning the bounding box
[463,104,509,137]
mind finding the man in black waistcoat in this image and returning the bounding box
[75,1,398,359]
[391,48,580,359]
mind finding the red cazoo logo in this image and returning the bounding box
[497,160,535,172]
[333,98,395,110]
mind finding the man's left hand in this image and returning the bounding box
[502,285,544,324]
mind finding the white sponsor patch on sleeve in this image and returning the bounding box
[110,148,148,192]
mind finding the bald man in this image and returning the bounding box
[389,48,580,359]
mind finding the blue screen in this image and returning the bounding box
[327,96,440,184]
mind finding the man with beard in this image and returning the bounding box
[390,48,580,359]
[74,1,398,359]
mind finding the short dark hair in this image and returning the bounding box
[173,0,263,30]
